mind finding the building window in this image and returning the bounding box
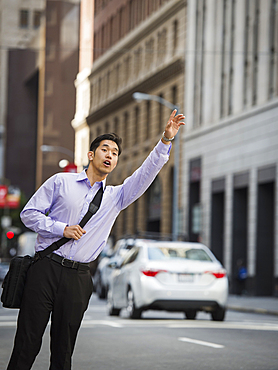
[145,38,154,69]
[124,112,129,148]
[134,47,142,76]
[269,0,277,99]
[114,117,119,135]
[243,0,250,107]
[158,94,164,133]
[146,100,151,140]
[134,106,139,144]
[172,85,178,107]
[96,126,101,137]
[105,121,110,133]
[252,0,260,106]
[19,9,29,28]
[173,20,178,55]
[157,28,167,64]
[33,10,41,29]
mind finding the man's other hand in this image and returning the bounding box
[63,225,86,240]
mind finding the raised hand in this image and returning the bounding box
[163,110,185,142]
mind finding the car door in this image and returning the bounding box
[112,247,140,307]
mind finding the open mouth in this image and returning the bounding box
[103,160,111,167]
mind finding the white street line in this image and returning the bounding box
[178,337,224,349]
[0,321,17,327]
[81,320,123,328]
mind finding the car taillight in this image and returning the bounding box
[141,269,167,277]
[205,269,226,279]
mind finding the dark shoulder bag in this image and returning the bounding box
[1,186,103,309]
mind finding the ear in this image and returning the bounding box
[88,151,94,161]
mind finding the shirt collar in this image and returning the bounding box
[76,169,106,190]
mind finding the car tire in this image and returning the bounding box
[107,289,120,316]
[184,309,197,320]
[96,282,106,300]
[211,307,226,321]
[127,288,142,319]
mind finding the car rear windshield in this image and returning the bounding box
[148,247,212,262]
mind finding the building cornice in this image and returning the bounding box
[86,58,184,124]
[183,98,278,142]
[90,0,186,77]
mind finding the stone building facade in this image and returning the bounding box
[183,0,278,296]
[73,0,187,241]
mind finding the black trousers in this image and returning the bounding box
[7,256,93,370]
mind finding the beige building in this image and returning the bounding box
[0,0,45,180]
[73,0,187,241]
[183,0,278,296]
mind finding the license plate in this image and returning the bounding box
[178,273,194,283]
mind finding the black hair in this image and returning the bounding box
[89,133,122,156]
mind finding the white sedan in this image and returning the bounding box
[107,240,229,321]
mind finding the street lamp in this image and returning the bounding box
[41,145,75,159]
[132,92,180,241]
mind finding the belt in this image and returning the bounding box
[45,253,90,271]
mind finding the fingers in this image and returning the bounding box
[63,225,86,240]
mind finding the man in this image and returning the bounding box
[7,110,185,370]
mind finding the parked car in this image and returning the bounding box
[107,240,228,321]
[94,238,136,299]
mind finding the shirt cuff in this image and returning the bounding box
[53,221,68,237]
[157,139,172,155]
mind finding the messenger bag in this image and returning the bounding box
[1,186,103,309]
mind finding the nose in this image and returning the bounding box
[106,151,112,159]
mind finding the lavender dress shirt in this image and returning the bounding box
[20,140,171,262]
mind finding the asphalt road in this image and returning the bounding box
[1,294,278,370]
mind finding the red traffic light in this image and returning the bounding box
[6,231,15,239]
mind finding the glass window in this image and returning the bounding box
[20,9,29,28]
[121,248,139,266]
[148,246,212,262]
[33,10,41,29]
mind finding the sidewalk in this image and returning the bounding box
[227,295,278,316]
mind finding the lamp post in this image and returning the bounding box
[132,92,180,240]
[40,145,75,159]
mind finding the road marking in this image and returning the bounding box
[0,321,17,327]
[168,322,278,331]
[81,320,123,328]
[178,337,224,349]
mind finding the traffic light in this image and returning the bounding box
[6,230,15,239]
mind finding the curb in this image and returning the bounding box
[227,305,278,317]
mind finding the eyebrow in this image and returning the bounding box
[101,143,119,152]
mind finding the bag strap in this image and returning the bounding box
[37,186,104,259]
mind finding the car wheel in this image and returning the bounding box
[95,271,106,299]
[107,289,120,316]
[96,281,106,300]
[127,288,142,319]
[211,307,226,321]
[184,309,197,320]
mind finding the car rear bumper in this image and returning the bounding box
[135,275,228,310]
[147,299,222,312]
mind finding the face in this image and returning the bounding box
[88,140,119,177]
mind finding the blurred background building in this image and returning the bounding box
[182,0,278,296]
[0,0,80,257]
[73,0,186,241]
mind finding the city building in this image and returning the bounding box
[73,0,187,241]
[183,0,278,296]
[0,0,45,197]
[1,0,80,199]
[36,0,80,186]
